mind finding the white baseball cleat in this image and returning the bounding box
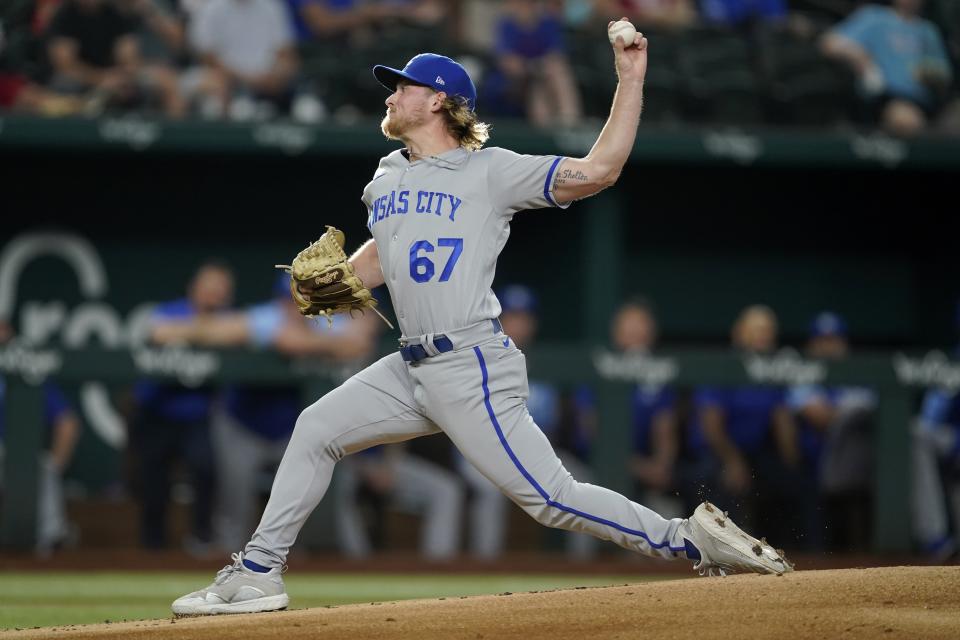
[171,552,289,616]
[684,501,795,577]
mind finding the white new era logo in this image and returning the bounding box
[435,76,445,85]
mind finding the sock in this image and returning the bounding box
[243,558,272,573]
[684,538,701,561]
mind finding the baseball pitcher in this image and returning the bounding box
[173,19,793,616]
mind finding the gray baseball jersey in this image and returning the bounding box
[361,147,568,337]
[243,145,693,571]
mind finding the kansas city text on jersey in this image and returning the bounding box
[368,190,464,229]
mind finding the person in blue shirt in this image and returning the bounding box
[691,305,809,543]
[820,0,954,137]
[284,0,396,44]
[134,260,234,553]
[150,272,381,551]
[608,299,683,519]
[482,0,583,126]
[787,312,876,550]
[284,0,445,44]
[698,0,787,28]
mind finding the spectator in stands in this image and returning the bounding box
[482,0,583,127]
[0,7,87,115]
[455,284,596,559]
[285,0,395,45]
[150,273,383,551]
[820,0,954,137]
[114,0,187,65]
[610,298,683,519]
[285,0,446,46]
[188,0,299,119]
[46,0,185,117]
[0,323,82,556]
[788,311,876,550]
[696,0,787,28]
[173,0,212,30]
[691,305,811,545]
[591,0,696,29]
[133,260,233,554]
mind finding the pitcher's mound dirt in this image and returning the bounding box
[6,566,960,640]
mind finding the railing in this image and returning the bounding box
[3,342,950,552]
[2,115,959,170]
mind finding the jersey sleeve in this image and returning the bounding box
[484,147,570,214]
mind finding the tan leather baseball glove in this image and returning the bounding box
[276,226,392,328]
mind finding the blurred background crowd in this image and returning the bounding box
[1,0,959,137]
[3,258,959,566]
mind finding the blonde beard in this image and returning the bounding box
[381,108,427,141]
[380,114,399,140]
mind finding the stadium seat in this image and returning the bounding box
[677,27,762,125]
[754,28,857,127]
[638,28,685,125]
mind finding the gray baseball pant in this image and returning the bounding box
[244,337,691,568]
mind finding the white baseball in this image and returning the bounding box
[608,20,637,46]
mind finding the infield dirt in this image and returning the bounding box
[3,566,958,639]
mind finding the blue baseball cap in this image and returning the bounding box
[499,285,538,314]
[374,53,477,111]
[809,311,847,338]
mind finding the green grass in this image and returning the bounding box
[0,573,670,630]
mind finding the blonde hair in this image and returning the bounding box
[441,97,490,151]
